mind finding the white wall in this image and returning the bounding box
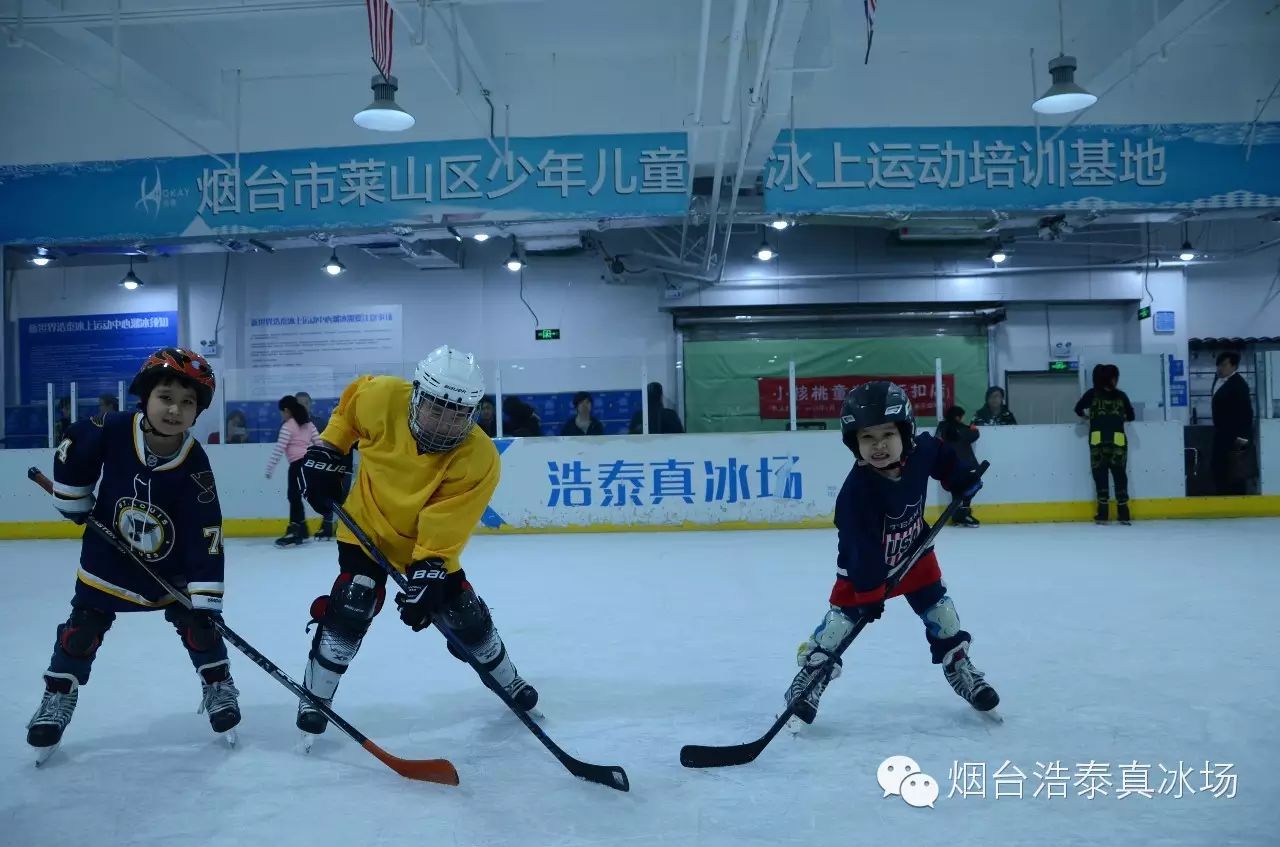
[1186,250,1280,339]
[993,303,1139,379]
[5,244,676,413]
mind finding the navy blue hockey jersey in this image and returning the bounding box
[831,433,971,605]
[52,412,224,613]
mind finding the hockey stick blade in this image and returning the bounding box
[680,461,990,769]
[332,504,630,792]
[28,467,459,787]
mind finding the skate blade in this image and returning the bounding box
[221,729,238,748]
[980,708,1004,724]
[785,715,808,736]
[33,743,60,767]
[297,731,316,754]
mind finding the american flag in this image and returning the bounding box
[366,0,395,80]
[863,0,876,65]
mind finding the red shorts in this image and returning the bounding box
[828,550,942,607]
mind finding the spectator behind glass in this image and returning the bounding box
[476,395,497,437]
[503,396,543,437]
[266,394,321,547]
[971,386,1017,426]
[295,391,313,414]
[1211,351,1254,495]
[560,391,604,436]
[224,409,250,444]
[97,394,119,417]
[935,405,981,527]
[629,381,685,434]
[1075,364,1136,525]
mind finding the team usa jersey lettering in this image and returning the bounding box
[831,432,969,606]
[53,411,225,612]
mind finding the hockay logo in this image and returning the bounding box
[137,165,163,217]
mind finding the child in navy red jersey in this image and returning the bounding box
[26,348,239,762]
[787,381,1000,725]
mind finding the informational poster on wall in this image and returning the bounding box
[240,306,403,400]
[18,311,179,404]
[758,375,955,419]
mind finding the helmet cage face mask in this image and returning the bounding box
[409,385,478,453]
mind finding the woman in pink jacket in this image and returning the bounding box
[266,395,320,547]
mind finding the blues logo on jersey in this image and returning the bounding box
[113,476,175,562]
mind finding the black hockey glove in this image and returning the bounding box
[949,465,984,500]
[395,558,459,631]
[858,601,885,623]
[299,444,351,514]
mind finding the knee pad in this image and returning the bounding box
[796,607,856,680]
[165,605,221,654]
[436,587,492,644]
[58,607,113,658]
[310,573,385,637]
[919,595,962,640]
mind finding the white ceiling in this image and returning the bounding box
[1,0,1277,170]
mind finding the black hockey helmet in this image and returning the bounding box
[129,347,216,414]
[840,381,916,458]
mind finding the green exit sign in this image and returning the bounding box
[534,328,561,341]
[1049,361,1070,372]
[1137,306,1152,320]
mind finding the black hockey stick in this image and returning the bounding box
[28,467,459,787]
[680,460,990,769]
[330,503,631,792]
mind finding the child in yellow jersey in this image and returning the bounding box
[293,346,538,740]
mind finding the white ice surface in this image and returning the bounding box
[2,520,1278,847]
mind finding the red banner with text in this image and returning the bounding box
[757,374,955,419]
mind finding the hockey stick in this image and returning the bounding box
[27,467,459,787]
[330,503,631,792]
[680,460,990,769]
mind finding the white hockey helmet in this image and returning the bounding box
[409,345,485,453]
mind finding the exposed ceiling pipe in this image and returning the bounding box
[702,0,751,273]
[711,259,1182,286]
[0,0,358,27]
[712,0,783,280]
[678,0,715,261]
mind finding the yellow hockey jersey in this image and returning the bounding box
[321,375,499,573]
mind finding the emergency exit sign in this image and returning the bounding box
[534,328,561,341]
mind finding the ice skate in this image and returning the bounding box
[27,674,79,766]
[785,649,841,726]
[199,669,241,744]
[952,509,980,528]
[313,520,336,541]
[943,646,1000,716]
[1094,501,1110,526]
[1117,503,1131,526]
[275,521,308,548]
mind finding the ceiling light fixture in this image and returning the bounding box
[473,232,491,242]
[769,219,791,231]
[31,247,52,267]
[119,259,144,290]
[505,246,525,272]
[1032,1,1098,115]
[353,74,416,132]
[323,249,346,276]
[989,245,1009,264]
[1178,241,1196,262]
[754,234,777,262]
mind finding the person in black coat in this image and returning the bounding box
[629,382,685,434]
[560,391,604,436]
[1211,352,1254,496]
[935,405,981,527]
[502,396,543,437]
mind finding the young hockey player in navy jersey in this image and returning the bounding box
[26,348,239,762]
[787,381,999,725]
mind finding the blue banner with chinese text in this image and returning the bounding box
[18,311,180,404]
[0,133,690,245]
[764,123,1280,213]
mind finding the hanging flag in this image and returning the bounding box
[366,0,395,80]
[863,0,876,64]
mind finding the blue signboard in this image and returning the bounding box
[764,123,1280,213]
[1155,310,1176,333]
[0,133,690,245]
[19,311,179,404]
[1168,356,1185,379]
[1170,380,1188,407]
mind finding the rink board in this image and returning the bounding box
[2,421,1277,539]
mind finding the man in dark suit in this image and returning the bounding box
[1211,352,1254,496]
